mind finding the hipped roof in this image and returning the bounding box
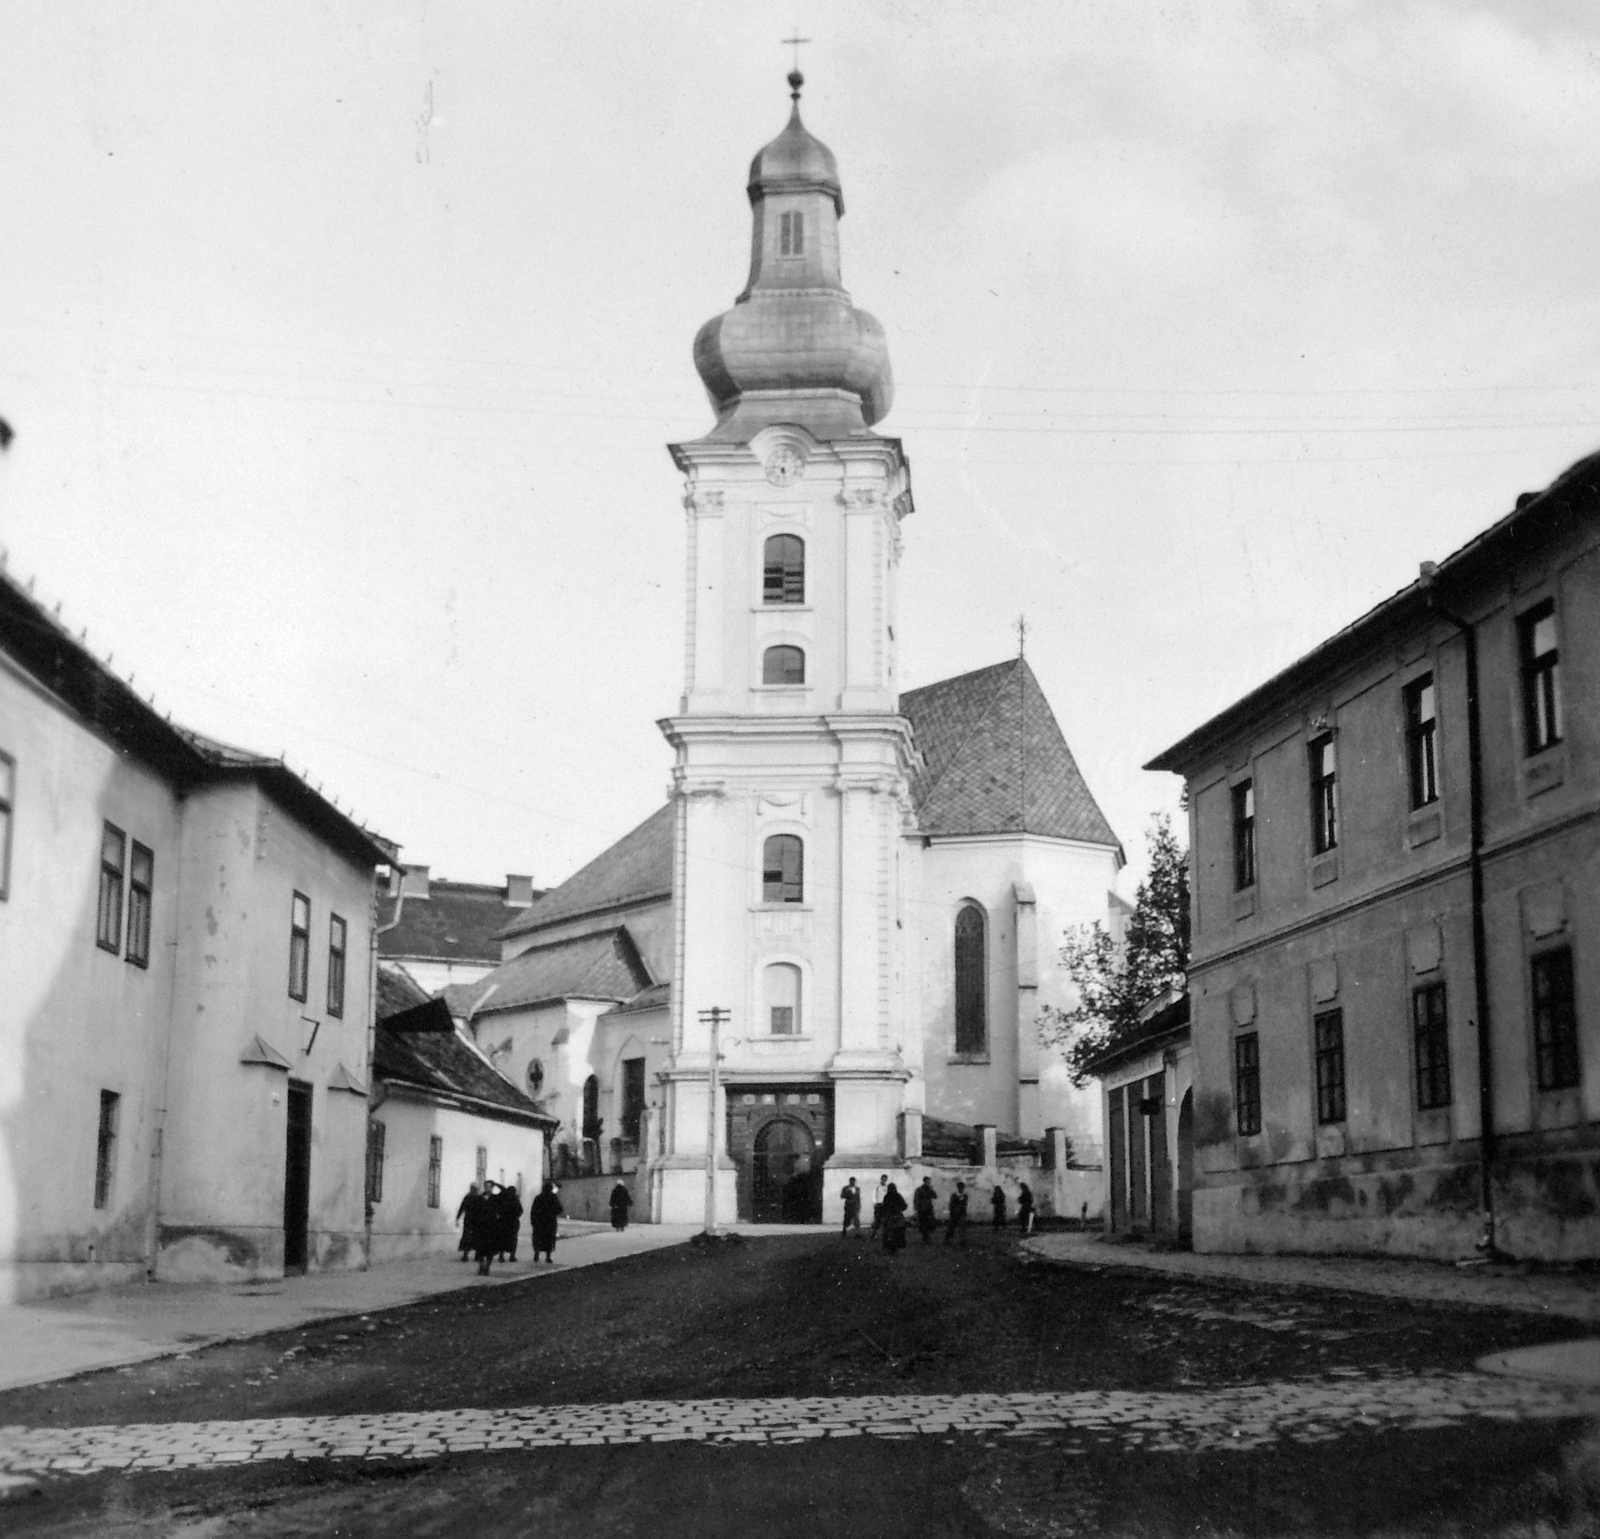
[380,881,545,964]
[444,927,654,1019]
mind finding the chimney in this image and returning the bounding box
[505,874,535,907]
[399,864,431,900]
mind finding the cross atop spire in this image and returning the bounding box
[782,31,810,100]
[1015,614,1028,658]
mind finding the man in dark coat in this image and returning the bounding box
[990,1185,1007,1231]
[913,1176,938,1245]
[529,1180,564,1263]
[456,1181,484,1262]
[474,1181,501,1275]
[944,1181,969,1246]
[880,1181,908,1254]
[609,1180,632,1231]
[494,1181,524,1261]
[840,1177,862,1238]
[1017,1181,1036,1235]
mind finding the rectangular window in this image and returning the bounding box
[126,843,154,968]
[1232,780,1256,890]
[1531,947,1580,1091]
[94,1090,119,1209]
[1412,981,1451,1110]
[365,1119,386,1204]
[288,891,310,1001]
[1234,1033,1261,1136]
[327,914,347,1018]
[427,1135,442,1208]
[0,751,13,901]
[1309,734,1338,855]
[1314,1007,1347,1124]
[779,209,804,256]
[1405,674,1439,809]
[475,1145,488,1185]
[1519,602,1562,755]
[97,823,126,953]
[621,1057,646,1144]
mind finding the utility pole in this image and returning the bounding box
[698,1007,729,1235]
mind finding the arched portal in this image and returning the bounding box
[1177,1088,1195,1246]
[752,1117,819,1223]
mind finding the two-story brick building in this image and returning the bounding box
[1148,448,1600,1262]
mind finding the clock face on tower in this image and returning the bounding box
[764,446,804,487]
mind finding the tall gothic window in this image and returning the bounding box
[762,645,806,685]
[762,835,804,904]
[954,903,987,1055]
[763,534,805,605]
[581,1074,602,1142]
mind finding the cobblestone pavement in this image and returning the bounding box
[3,1374,1597,1478]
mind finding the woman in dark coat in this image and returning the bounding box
[880,1181,908,1255]
[529,1180,564,1263]
[1017,1182,1036,1235]
[456,1182,483,1262]
[474,1181,501,1275]
[609,1180,632,1231]
[495,1182,524,1261]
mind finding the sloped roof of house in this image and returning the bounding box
[601,981,672,1018]
[379,881,545,965]
[444,927,654,1019]
[498,802,675,942]
[900,657,1121,854]
[374,973,555,1127]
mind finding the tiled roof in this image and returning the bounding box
[374,985,555,1127]
[900,658,1120,852]
[379,881,544,965]
[377,964,431,1019]
[450,928,654,1019]
[499,803,675,940]
[601,981,672,1018]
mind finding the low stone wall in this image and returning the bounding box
[554,1171,643,1225]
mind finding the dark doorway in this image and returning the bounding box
[1177,1088,1195,1246]
[1108,1088,1126,1232]
[283,1080,312,1273]
[752,1118,819,1223]
[1148,1074,1171,1234]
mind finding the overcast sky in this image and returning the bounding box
[2,2,1597,893]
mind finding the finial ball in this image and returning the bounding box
[788,68,804,97]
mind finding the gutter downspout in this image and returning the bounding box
[366,872,406,1269]
[1420,562,1501,1259]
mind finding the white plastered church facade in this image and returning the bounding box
[451,78,1123,1225]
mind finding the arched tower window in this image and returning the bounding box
[954,903,987,1055]
[763,534,805,605]
[780,209,804,257]
[764,963,802,1035]
[763,645,806,685]
[762,835,804,904]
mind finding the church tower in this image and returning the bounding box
[655,72,914,1223]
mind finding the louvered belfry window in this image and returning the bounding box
[763,534,805,605]
[954,904,987,1055]
[762,835,804,904]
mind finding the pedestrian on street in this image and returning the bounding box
[913,1176,938,1245]
[1017,1182,1036,1235]
[880,1181,908,1254]
[529,1179,564,1263]
[494,1180,524,1261]
[456,1181,483,1262]
[840,1177,863,1238]
[944,1181,969,1246]
[990,1185,1007,1231]
[474,1181,501,1275]
[609,1179,632,1232]
[868,1174,890,1238]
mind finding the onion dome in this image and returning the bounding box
[691,72,893,438]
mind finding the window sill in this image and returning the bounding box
[96,938,121,957]
[1523,742,1566,799]
[947,1053,991,1066]
[752,685,809,695]
[1231,888,1256,920]
[1406,807,1442,848]
[1309,851,1340,889]
[753,603,813,614]
[751,903,812,913]
[753,1034,812,1045]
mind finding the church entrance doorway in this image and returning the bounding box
[283,1080,312,1273]
[752,1118,818,1223]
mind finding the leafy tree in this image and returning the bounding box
[1040,814,1190,1085]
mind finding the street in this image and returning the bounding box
[3,1231,1598,1537]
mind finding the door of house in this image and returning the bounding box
[1147,1073,1172,1234]
[752,1118,817,1223]
[283,1080,312,1273]
[1176,1088,1195,1245]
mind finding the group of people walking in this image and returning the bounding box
[839,1175,1035,1253]
[456,1179,564,1274]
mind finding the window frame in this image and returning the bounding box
[1530,945,1580,1092]
[1234,1033,1261,1136]
[125,841,154,969]
[762,834,804,905]
[762,533,805,606]
[475,1145,488,1186]
[94,1090,120,1210]
[761,644,806,686]
[953,902,988,1057]
[1412,980,1451,1110]
[1518,600,1562,756]
[1308,733,1338,855]
[288,891,311,1002]
[1231,779,1256,891]
[1404,673,1440,810]
[779,208,804,257]
[0,750,14,902]
[97,822,127,954]
[1313,1007,1347,1124]
[427,1135,442,1209]
[327,913,347,1018]
[763,961,802,1036]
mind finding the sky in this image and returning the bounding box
[1,1,1598,894]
